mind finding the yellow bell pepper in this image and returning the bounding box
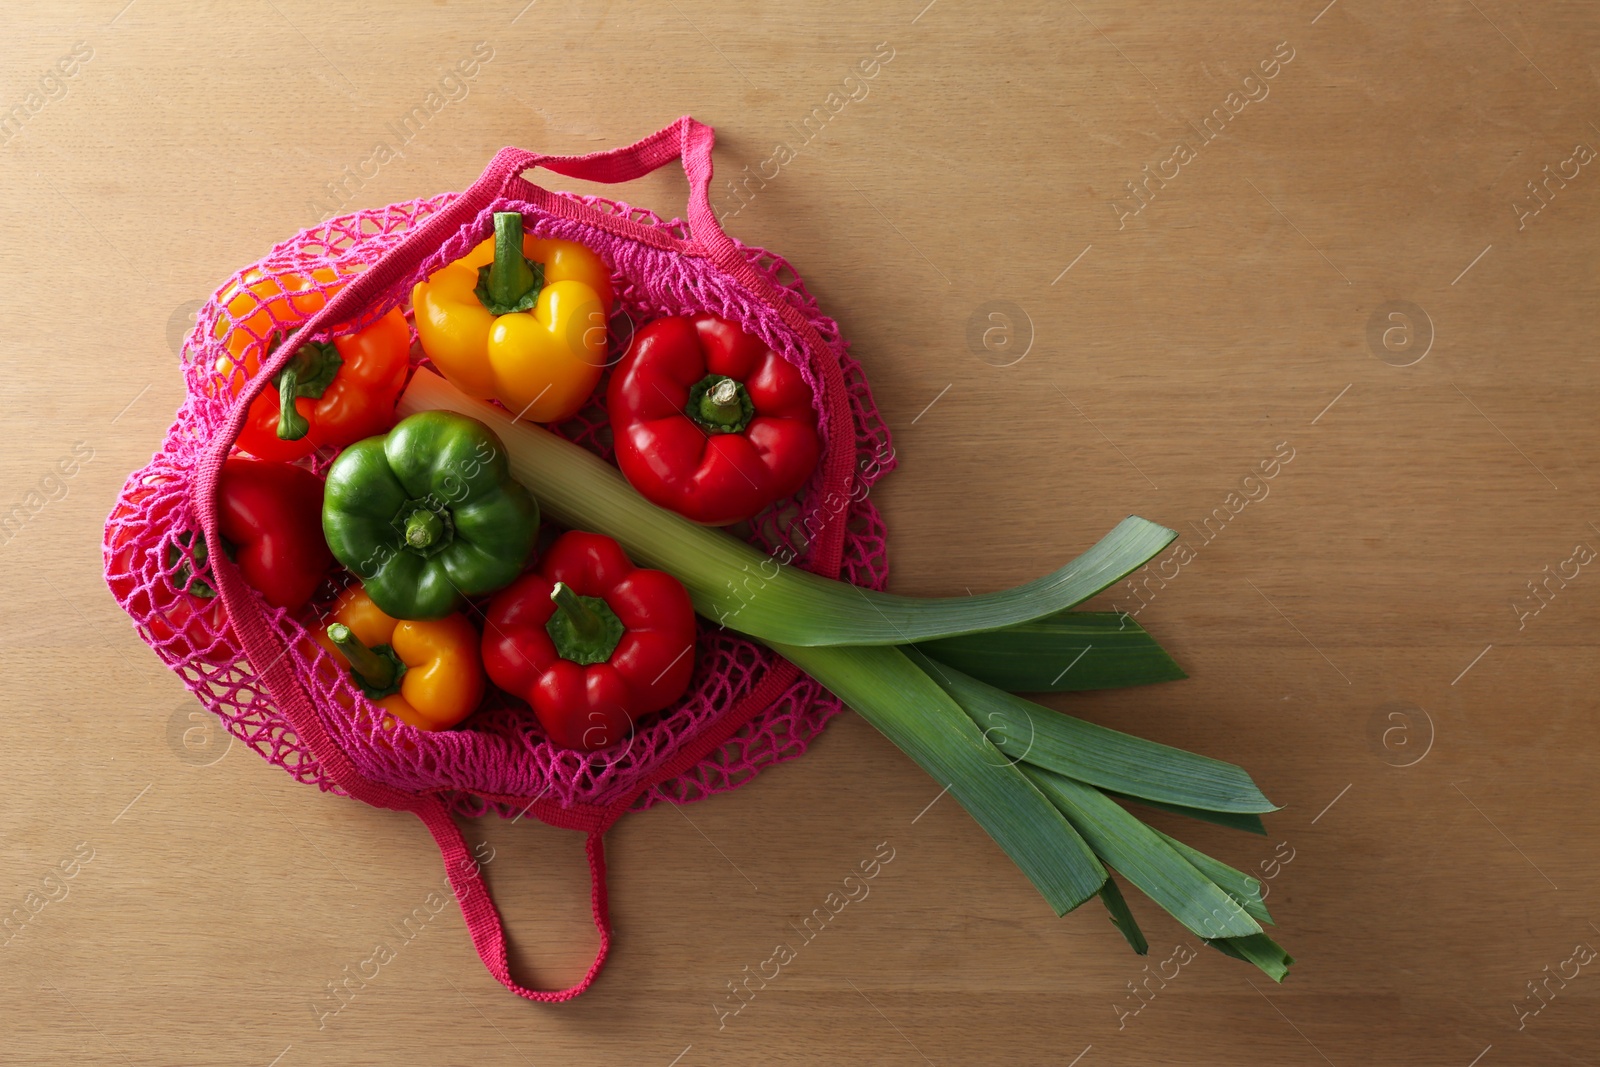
[316,587,485,732]
[412,211,614,424]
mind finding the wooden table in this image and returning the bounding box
[4,2,1596,1063]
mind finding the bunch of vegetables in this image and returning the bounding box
[189,212,1290,980]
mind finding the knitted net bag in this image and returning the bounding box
[103,117,895,1001]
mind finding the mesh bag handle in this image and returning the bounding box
[190,117,768,1002]
[482,115,733,256]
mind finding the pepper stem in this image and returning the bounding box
[708,378,739,411]
[546,582,627,666]
[276,365,310,440]
[270,340,343,441]
[685,374,756,434]
[405,510,445,550]
[474,212,545,315]
[551,582,602,639]
[327,623,402,694]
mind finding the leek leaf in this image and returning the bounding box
[914,657,1277,815]
[773,642,1108,915]
[1111,794,1269,836]
[1098,874,1148,954]
[1204,933,1294,982]
[1021,767,1262,940]
[915,612,1185,692]
[1153,830,1273,926]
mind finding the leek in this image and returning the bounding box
[1021,768,1262,940]
[1205,933,1294,981]
[1097,875,1149,954]
[396,370,1293,981]
[1112,794,1269,836]
[1153,829,1272,925]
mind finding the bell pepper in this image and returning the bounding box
[210,266,346,391]
[412,211,614,424]
[321,410,539,620]
[483,531,696,751]
[234,308,412,462]
[606,313,820,526]
[217,457,334,610]
[316,586,484,731]
[105,489,227,648]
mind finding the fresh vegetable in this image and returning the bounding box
[607,314,820,525]
[104,490,226,647]
[210,266,352,404]
[917,611,1187,692]
[913,655,1291,972]
[316,586,484,731]
[320,410,539,620]
[483,531,696,751]
[216,457,333,610]
[412,211,614,424]
[235,308,412,462]
[398,369,1292,980]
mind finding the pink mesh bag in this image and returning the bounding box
[104,117,896,1001]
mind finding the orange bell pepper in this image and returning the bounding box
[211,266,349,388]
[316,587,484,731]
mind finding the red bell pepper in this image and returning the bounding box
[235,308,411,463]
[105,488,227,647]
[482,531,696,751]
[217,457,333,610]
[606,313,820,526]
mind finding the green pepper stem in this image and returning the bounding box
[685,374,755,435]
[327,624,397,691]
[276,364,310,440]
[405,510,444,549]
[545,582,627,665]
[271,340,342,441]
[704,379,740,420]
[488,212,537,310]
[550,582,603,640]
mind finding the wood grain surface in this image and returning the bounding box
[4,1,1598,1064]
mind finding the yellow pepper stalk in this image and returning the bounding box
[316,587,485,731]
[412,211,614,423]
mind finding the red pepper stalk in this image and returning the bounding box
[606,313,820,526]
[482,531,696,751]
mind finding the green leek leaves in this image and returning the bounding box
[397,370,1293,981]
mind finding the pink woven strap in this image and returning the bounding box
[482,116,733,259]
[416,801,610,1001]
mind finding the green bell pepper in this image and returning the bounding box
[322,410,539,619]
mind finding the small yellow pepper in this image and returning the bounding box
[316,587,484,731]
[412,211,614,423]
